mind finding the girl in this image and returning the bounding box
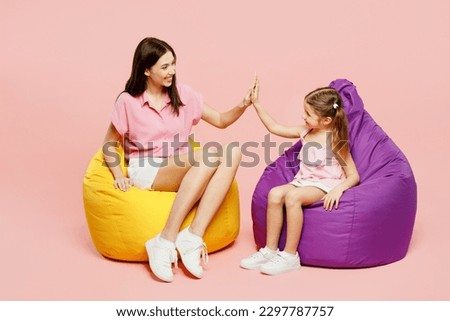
[240,78,360,275]
[103,37,255,282]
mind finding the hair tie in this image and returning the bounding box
[333,103,339,109]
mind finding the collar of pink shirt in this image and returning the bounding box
[139,91,171,111]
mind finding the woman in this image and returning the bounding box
[103,37,254,282]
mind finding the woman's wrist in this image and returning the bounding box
[111,169,125,180]
[239,99,250,109]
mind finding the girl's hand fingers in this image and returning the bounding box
[330,200,336,211]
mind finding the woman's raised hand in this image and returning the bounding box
[240,76,258,108]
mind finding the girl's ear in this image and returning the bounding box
[144,69,151,77]
[322,116,332,126]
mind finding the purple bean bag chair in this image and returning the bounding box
[251,79,417,268]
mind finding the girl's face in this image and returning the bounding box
[145,50,176,88]
[303,102,322,128]
[303,102,332,129]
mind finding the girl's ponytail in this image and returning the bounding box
[332,106,349,161]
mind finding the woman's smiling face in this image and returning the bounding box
[145,50,176,88]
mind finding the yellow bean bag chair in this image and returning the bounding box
[83,147,240,261]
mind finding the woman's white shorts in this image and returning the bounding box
[127,157,166,190]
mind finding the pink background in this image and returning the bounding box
[1,0,449,300]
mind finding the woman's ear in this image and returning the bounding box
[144,68,151,77]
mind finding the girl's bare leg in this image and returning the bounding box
[283,187,325,254]
[265,184,296,250]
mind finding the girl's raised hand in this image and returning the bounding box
[251,76,260,105]
[322,188,343,211]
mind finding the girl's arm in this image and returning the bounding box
[102,123,132,192]
[252,101,305,138]
[252,78,305,138]
[201,79,255,129]
[323,152,360,211]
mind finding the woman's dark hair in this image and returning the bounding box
[124,37,184,115]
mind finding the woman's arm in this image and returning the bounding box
[102,123,132,191]
[201,102,248,129]
[323,152,360,211]
[201,79,255,129]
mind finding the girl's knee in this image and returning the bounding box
[285,190,304,208]
[268,187,286,205]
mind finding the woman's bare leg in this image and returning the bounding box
[189,144,242,237]
[151,148,219,241]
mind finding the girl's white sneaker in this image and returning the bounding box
[240,247,278,270]
[260,251,301,275]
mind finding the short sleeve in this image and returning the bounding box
[179,84,204,125]
[110,93,129,136]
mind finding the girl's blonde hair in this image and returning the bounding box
[305,87,350,160]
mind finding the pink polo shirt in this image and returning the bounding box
[111,83,204,158]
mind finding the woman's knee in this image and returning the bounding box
[222,143,242,168]
[193,148,220,170]
[194,143,241,171]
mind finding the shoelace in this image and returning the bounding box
[169,248,178,269]
[183,242,208,265]
[200,242,208,265]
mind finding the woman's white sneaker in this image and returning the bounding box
[240,247,278,270]
[175,228,208,279]
[145,234,178,282]
[260,251,301,275]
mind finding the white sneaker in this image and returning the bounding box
[145,234,178,282]
[260,251,301,276]
[175,228,208,279]
[240,247,278,270]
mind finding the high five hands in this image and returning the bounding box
[240,75,260,108]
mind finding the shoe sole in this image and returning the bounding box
[178,252,203,279]
[240,262,265,270]
[260,265,301,276]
